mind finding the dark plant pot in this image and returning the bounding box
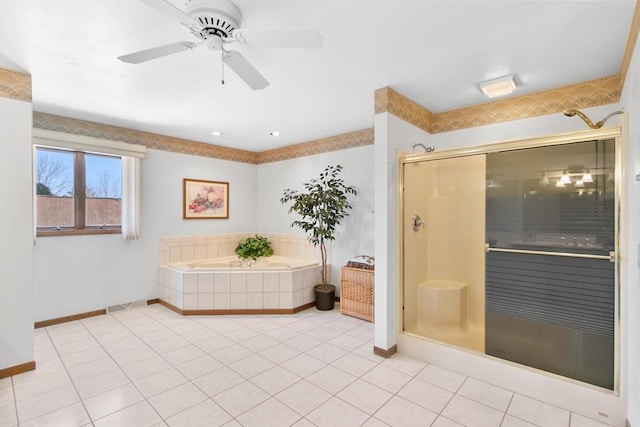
[314,284,336,310]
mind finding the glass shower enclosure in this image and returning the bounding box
[402,135,618,390]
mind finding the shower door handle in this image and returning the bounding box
[411,215,424,232]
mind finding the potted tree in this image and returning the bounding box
[280,165,357,310]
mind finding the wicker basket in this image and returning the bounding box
[340,266,374,322]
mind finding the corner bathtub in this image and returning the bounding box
[158,256,322,314]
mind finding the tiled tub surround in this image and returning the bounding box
[158,234,326,314]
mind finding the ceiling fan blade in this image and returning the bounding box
[233,29,323,49]
[223,50,269,90]
[118,42,198,64]
[138,0,200,28]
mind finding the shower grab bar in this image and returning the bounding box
[485,244,615,262]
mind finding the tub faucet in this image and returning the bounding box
[237,260,243,268]
[226,261,232,268]
[247,261,253,268]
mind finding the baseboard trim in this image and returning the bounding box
[159,299,316,315]
[35,299,160,328]
[35,309,107,328]
[0,361,36,379]
[374,345,398,358]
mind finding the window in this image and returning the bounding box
[35,147,122,236]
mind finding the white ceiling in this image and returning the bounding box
[0,1,635,152]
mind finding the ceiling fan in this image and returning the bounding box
[118,0,323,90]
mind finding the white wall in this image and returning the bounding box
[0,96,34,369]
[33,148,257,321]
[374,113,432,351]
[256,145,375,288]
[619,33,640,425]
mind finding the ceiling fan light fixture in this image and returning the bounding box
[480,75,517,98]
[582,170,593,183]
[555,180,566,188]
[560,170,572,184]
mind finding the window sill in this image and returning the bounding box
[36,227,122,237]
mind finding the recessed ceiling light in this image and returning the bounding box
[211,131,224,136]
[480,75,517,98]
[270,131,281,136]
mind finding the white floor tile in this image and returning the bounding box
[306,396,369,427]
[416,364,467,393]
[280,353,326,378]
[60,346,109,369]
[83,383,144,421]
[8,304,604,427]
[148,382,207,419]
[305,343,348,363]
[258,343,302,364]
[284,334,323,352]
[507,394,570,427]
[570,413,613,427]
[122,355,172,381]
[15,383,79,422]
[236,397,302,427]
[331,352,378,377]
[380,353,428,377]
[432,416,465,427]
[192,367,245,397]
[13,370,72,402]
[111,345,158,367]
[442,395,505,427]
[458,377,513,412]
[250,366,301,395]
[397,378,454,413]
[174,355,222,380]
[210,344,253,365]
[305,365,357,394]
[74,368,131,400]
[20,401,89,427]
[228,354,275,379]
[212,381,269,417]
[501,415,537,427]
[337,379,393,415]
[162,344,206,366]
[134,367,188,398]
[361,364,412,394]
[0,388,13,408]
[0,402,17,427]
[165,399,231,427]
[374,396,438,427]
[275,380,332,416]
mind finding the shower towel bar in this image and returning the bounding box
[485,244,615,262]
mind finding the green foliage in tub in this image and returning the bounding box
[235,235,274,261]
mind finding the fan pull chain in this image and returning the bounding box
[221,50,225,85]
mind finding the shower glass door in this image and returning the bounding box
[485,139,616,390]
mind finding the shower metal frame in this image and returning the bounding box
[399,126,622,395]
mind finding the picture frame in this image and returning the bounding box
[183,178,229,219]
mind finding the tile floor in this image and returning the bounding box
[0,304,613,427]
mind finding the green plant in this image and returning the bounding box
[235,235,274,261]
[280,165,357,289]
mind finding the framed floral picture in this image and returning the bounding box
[183,178,229,219]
